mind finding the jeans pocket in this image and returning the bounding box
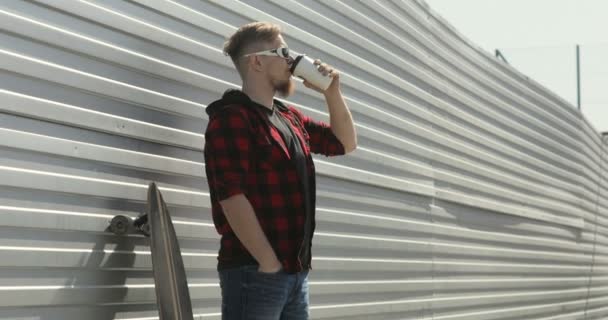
[242,266,288,319]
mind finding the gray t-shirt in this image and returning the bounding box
[266,105,313,263]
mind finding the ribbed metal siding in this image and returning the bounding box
[0,0,605,319]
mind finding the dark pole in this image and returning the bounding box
[495,49,509,64]
[577,44,581,110]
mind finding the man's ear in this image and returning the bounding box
[250,55,264,72]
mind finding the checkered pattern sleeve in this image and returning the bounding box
[204,108,251,201]
[289,106,345,156]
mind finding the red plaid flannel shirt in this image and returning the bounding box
[204,93,344,273]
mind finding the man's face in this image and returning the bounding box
[261,35,295,97]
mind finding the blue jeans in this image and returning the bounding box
[219,265,310,320]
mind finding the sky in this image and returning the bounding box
[426,0,607,133]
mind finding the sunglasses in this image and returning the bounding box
[242,46,290,59]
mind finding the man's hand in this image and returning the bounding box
[302,59,340,95]
[258,258,283,274]
[220,194,283,273]
[303,60,357,153]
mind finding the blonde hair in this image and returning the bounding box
[223,21,282,67]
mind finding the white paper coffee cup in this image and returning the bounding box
[290,55,333,91]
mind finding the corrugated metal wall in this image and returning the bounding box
[0,0,606,319]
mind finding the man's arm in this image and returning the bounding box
[204,109,281,273]
[303,60,357,153]
[220,194,282,273]
[325,88,357,153]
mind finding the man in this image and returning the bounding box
[204,21,356,319]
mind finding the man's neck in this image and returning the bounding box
[242,80,275,110]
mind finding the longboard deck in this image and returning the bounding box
[147,182,194,320]
[109,182,194,320]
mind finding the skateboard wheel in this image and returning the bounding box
[109,215,130,235]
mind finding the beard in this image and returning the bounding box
[273,77,296,97]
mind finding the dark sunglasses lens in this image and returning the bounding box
[281,47,289,58]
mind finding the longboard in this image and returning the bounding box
[109,182,194,320]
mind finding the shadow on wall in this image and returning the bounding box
[0,187,163,319]
[0,227,139,319]
[35,232,141,320]
[44,236,139,320]
[0,228,148,319]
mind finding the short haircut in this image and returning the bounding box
[223,22,282,72]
